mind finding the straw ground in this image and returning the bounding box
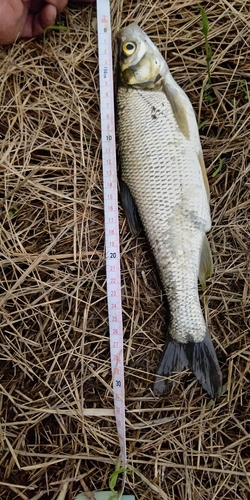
[0,1,249,499]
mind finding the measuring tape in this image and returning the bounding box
[97,0,127,472]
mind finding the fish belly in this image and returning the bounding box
[117,87,211,344]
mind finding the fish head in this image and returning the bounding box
[117,23,167,88]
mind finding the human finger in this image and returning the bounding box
[21,3,58,38]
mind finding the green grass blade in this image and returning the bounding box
[199,4,209,36]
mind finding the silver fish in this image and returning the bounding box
[116,23,222,398]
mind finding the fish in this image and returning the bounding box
[116,23,222,399]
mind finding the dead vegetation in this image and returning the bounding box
[0,1,249,499]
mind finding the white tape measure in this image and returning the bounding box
[97,0,127,470]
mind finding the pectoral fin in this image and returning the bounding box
[163,83,190,139]
[120,179,141,236]
[199,234,213,290]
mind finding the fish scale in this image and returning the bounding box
[117,87,208,344]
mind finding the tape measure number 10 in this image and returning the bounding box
[97,0,127,469]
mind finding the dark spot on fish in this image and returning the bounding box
[151,104,165,120]
[151,105,157,119]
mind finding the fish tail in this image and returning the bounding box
[154,329,222,399]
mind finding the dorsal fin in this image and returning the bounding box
[198,151,210,200]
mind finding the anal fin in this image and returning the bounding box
[199,234,213,291]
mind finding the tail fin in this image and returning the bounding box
[154,329,222,399]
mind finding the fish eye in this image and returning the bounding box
[122,42,136,56]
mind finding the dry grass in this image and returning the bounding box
[0,0,249,499]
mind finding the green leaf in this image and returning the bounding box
[212,157,223,177]
[204,94,213,102]
[109,466,126,492]
[198,119,209,130]
[8,204,18,218]
[43,24,68,41]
